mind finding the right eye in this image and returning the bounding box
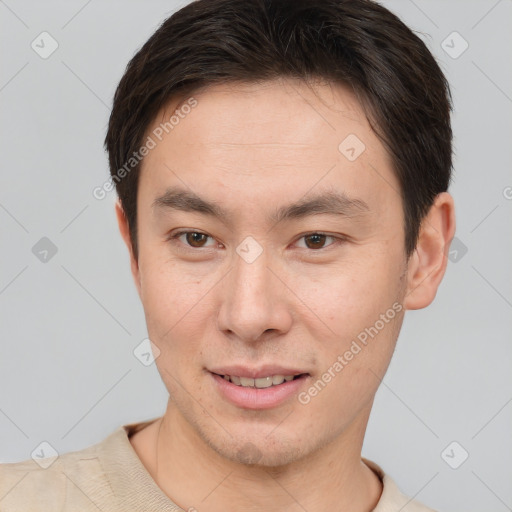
[167,230,217,249]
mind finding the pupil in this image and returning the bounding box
[187,232,206,247]
[306,234,325,249]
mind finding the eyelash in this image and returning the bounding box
[166,230,345,252]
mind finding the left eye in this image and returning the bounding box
[295,233,337,250]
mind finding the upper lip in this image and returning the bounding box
[209,365,309,379]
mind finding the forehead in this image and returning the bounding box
[139,78,399,221]
[148,78,372,148]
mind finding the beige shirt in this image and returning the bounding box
[0,419,437,511]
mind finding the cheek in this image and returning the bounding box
[291,250,404,391]
[300,310,403,423]
[138,253,215,351]
[141,263,213,395]
[291,252,402,332]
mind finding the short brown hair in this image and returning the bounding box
[105,0,453,261]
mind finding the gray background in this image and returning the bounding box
[1,1,511,511]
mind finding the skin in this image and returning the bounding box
[116,77,456,512]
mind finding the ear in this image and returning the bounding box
[403,192,456,310]
[115,199,142,298]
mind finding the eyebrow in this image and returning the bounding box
[152,186,371,226]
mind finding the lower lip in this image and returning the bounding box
[210,372,309,410]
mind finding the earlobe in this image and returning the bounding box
[115,199,142,297]
[403,192,456,310]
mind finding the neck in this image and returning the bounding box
[140,401,382,512]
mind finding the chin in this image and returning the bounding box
[217,435,306,468]
[194,417,321,468]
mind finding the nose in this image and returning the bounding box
[217,245,293,343]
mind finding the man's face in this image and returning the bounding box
[130,79,410,466]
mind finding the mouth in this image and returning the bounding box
[211,372,309,388]
[208,370,311,409]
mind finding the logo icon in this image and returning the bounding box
[236,236,263,264]
[31,32,59,60]
[441,441,469,469]
[441,32,469,59]
[339,134,366,162]
[32,237,58,263]
[133,338,161,366]
[31,441,59,469]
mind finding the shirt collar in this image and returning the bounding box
[98,420,428,512]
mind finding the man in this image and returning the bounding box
[0,0,455,510]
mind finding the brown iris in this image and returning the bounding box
[186,232,209,247]
[304,233,328,249]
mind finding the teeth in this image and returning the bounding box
[272,375,285,385]
[239,377,254,387]
[255,377,273,388]
[222,374,301,387]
